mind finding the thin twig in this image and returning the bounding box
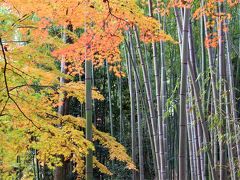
[0,37,41,130]
[9,96,41,130]
[8,64,35,78]
[2,40,30,44]
[0,37,10,97]
[0,97,9,115]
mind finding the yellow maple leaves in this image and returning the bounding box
[0,0,165,178]
[59,82,104,103]
[62,115,137,174]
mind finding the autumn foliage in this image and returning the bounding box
[1,0,239,179]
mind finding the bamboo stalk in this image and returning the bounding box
[178,8,190,180]
[133,26,160,179]
[126,31,137,180]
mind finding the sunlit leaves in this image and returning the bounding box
[60,82,104,103]
[2,0,174,77]
[0,0,144,178]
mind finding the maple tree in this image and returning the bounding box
[0,2,140,178]
[0,0,173,178]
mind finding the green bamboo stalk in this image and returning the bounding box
[85,59,93,180]
[187,21,217,180]
[218,3,227,179]
[178,8,190,180]
[225,19,240,171]
[147,1,166,179]
[133,26,159,178]
[132,40,145,180]
[106,62,113,136]
[126,31,137,180]
[119,67,123,143]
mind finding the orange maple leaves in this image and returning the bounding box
[2,0,174,77]
[192,0,238,48]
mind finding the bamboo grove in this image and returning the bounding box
[0,0,239,180]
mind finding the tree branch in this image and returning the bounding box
[0,37,41,130]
